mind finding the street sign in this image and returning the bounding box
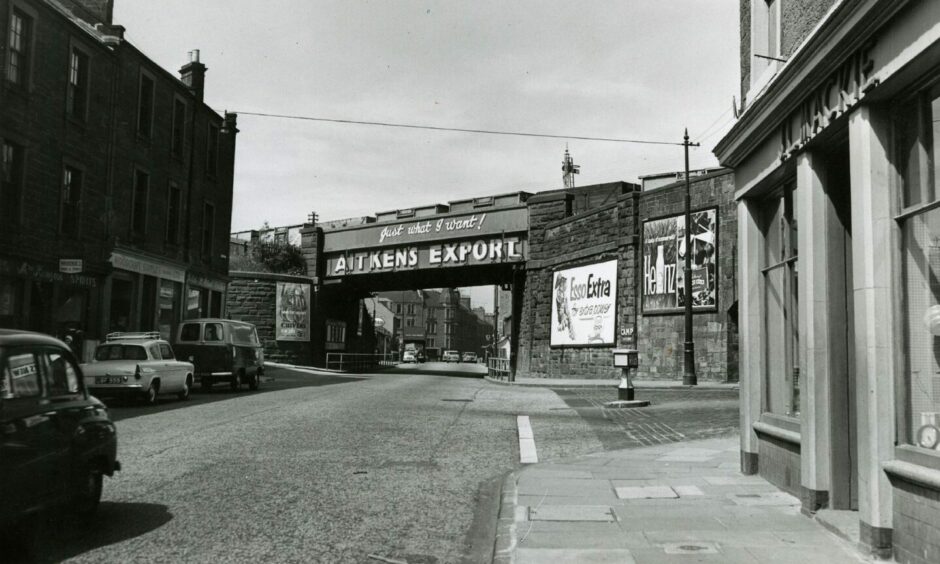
[59,259,83,274]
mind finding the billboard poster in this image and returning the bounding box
[276,282,311,341]
[642,208,718,313]
[550,259,618,347]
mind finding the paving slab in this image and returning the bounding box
[615,486,678,500]
[516,548,637,564]
[528,505,618,522]
[518,530,633,549]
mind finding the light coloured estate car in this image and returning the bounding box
[83,332,195,404]
[442,350,460,363]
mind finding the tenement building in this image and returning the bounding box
[714,0,940,560]
[0,0,237,358]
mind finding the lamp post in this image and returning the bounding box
[682,129,700,386]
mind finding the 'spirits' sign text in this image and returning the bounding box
[326,236,524,276]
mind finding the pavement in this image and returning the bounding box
[492,435,874,564]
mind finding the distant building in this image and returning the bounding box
[637,167,724,191]
[0,0,237,354]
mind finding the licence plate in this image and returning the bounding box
[95,376,123,385]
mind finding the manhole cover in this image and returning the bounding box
[662,542,719,555]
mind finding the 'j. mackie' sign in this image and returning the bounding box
[325,236,525,276]
[550,259,618,347]
[642,208,717,313]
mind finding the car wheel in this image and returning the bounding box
[143,381,159,405]
[70,465,103,518]
[230,371,242,392]
[178,376,192,400]
[248,372,260,391]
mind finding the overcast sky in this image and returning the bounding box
[113,1,739,311]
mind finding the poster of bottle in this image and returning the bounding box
[276,282,311,341]
[550,259,618,347]
[642,208,718,313]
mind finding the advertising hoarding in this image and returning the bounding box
[276,282,311,341]
[550,259,618,347]
[642,208,717,313]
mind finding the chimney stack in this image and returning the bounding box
[179,50,207,102]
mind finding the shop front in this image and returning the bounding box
[108,250,186,340]
[185,272,227,320]
[715,1,940,559]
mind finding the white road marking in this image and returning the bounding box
[517,415,538,464]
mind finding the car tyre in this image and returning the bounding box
[178,376,192,401]
[143,381,159,405]
[248,372,260,391]
[70,465,103,518]
[230,371,242,392]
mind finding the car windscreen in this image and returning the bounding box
[179,323,201,342]
[94,344,148,361]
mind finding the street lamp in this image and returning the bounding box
[682,129,700,386]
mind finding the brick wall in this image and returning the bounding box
[891,478,940,564]
[636,171,737,382]
[226,272,313,365]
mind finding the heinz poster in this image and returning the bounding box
[276,282,311,341]
[550,259,618,347]
[642,208,718,313]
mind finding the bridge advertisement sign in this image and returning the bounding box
[276,282,311,341]
[641,208,717,313]
[550,259,618,347]
[325,236,526,276]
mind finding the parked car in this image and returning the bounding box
[442,350,460,362]
[462,352,478,363]
[0,330,120,528]
[83,332,194,404]
[402,350,417,363]
[173,319,264,392]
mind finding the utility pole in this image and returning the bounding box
[683,129,700,386]
[562,146,580,189]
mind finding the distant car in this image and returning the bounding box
[442,350,460,363]
[0,330,120,528]
[173,319,264,392]
[462,352,478,363]
[83,332,194,404]
[416,350,426,363]
[402,350,417,363]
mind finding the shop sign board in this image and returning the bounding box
[0,259,96,287]
[59,259,83,274]
[322,207,528,252]
[110,252,185,283]
[642,208,717,313]
[325,236,525,277]
[550,259,618,347]
[276,282,311,341]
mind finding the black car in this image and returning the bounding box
[0,330,120,528]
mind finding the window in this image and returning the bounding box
[166,183,181,244]
[396,304,402,314]
[2,351,40,398]
[172,98,186,157]
[896,82,940,449]
[137,72,155,138]
[445,307,454,320]
[1,140,24,226]
[407,304,416,315]
[202,202,215,258]
[132,169,149,236]
[427,337,435,348]
[44,350,79,396]
[206,123,219,176]
[204,323,222,341]
[6,7,32,87]
[61,165,82,237]
[94,344,147,361]
[760,181,799,416]
[66,47,89,119]
[406,317,415,327]
[179,323,200,342]
[327,321,346,343]
[445,324,453,335]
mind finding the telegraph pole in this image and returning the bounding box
[683,129,700,386]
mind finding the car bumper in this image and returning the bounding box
[87,384,145,397]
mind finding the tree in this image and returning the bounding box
[229,240,307,275]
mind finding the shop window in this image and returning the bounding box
[109,278,133,333]
[137,72,154,138]
[132,169,149,236]
[140,275,157,331]
[760,181,799,416]
[60,165,82,237]
[6,7,32,88]
[158,280,179,340]
[66,46,89,120]
[1,140,24,226]
[897,81,940,449]
[210,291,222,317]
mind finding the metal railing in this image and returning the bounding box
[325,352,399,372]
[488,357,511,380]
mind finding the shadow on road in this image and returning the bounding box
[381,364,487,379]
[0,502,172,563]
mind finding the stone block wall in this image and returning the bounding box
[226,272,313,365]
[636,171,737,382]
[891,478,940,564]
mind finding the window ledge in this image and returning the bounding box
[883,459,940,491]
[753,420,801,445]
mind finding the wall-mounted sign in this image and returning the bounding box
[0,259,97,288]
[550,259,618,347]
[325,236,525,277]
[276,282,311,341]
[59,259,83,274]
[110,252,185,283]
[642,208,718,313]
[322,207,528,252]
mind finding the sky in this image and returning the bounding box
[113,1,740,311]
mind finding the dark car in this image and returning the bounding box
[0,330,120,528]
[173,319,264,392]
[416,350,426,363]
